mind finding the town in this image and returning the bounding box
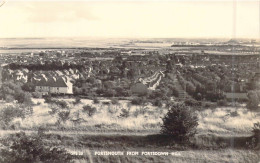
[0,38,260,163]
[0,39,259,104]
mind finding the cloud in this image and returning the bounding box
[23,2,98,23]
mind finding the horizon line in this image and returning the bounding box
[0,36,259,40]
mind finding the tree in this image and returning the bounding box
[0,132,73,163]
[0,81,32,105]
[83,105,97,117]
[252,122,260,147]
[166,60,174,73]
[161,103,198,141]
[21,82,35,92]
[58,110,70,123]
[0,105,25,128]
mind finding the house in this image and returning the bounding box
[130,82,148,95]
[35,77,73,95]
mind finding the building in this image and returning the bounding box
[35,77,73,95]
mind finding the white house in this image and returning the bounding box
[35,76,73,95]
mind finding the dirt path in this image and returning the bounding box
[0,129,158,137]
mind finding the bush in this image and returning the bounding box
[230,111,239,117]
[247,122,260,149]
[111,98,119,105]
[0,105,26,128]
[217,99,227,106]
[131,97,147,105]
[73,97,81,105]
[252,122,260,138]
[0,81,32,105]
[102,101,110,105]
[133,107,147,117]
[161,103,198,142]
[5,95,15,103]
[93,98,100,104]
[0,132,73,163]
[252,122,260,148]
[184,99,201,107]
[44,97,68,109]
[44,95,53,103]
[152,98,163,107]
[58,110,70,123]
[54,100,68,108]
[119,108,130,118]
[171,87,179,97]
[108,106,118,114]
[48,105,59,115]
[15,91,32,105]
[83,105,97,117]
[32,92,42,98]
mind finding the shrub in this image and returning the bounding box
[252,122,260,138]
[0,81,32,105]
[44,95,53,103]
[102,101,110,105]
[0,132,73,163]
[119,108,130,118]
[48,105,59,115]
[5,95,15,103]
[247,122,260,149]
[131,97,147,105]
[111,98,119,105]
[217,99,227,106]
[230,111,239,117]
[83,105,97,117]
[58,110,70,123]
[171,87,179,97]
[184,99,201,107]
[133,107,147,117]
[161,103,198,141]
[252,122,260,147]
[73,97,81,105]
[0,106,25,128]
[54,100,68,108]
[45,97,68,109]
[108,106,118,114]
[202,102,217,108]
[93,98,100,104]
[37,126,48,136]
[15,91,33,105]
[152,98,163,107]
[32,92,42,98]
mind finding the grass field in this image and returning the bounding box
[0,98,259,162]
[4,98,258,136]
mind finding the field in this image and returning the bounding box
[2,98,258,134]
[0,98,259,162]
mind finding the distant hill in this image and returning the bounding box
[226,39,239,44]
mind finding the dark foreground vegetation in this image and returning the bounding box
[0,131,259,163]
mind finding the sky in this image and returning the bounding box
[0,0,259,38]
